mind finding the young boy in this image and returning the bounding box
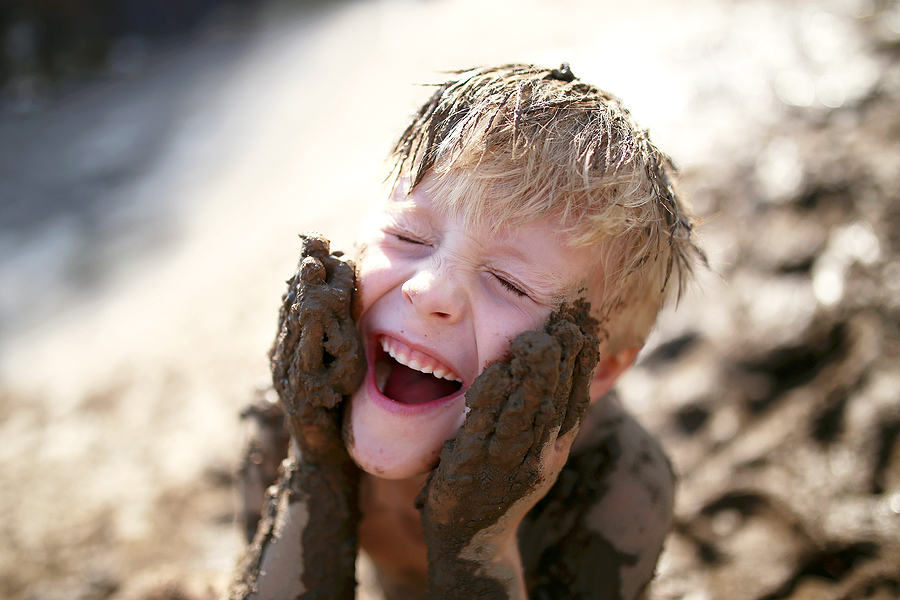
[227,63,702,600]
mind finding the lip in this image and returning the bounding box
[362,332,469,416]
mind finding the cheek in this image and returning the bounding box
[355,249,401,317]
[474,305,552,366]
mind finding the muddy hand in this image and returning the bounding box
[269,233,367,464]
[418,302,600,558]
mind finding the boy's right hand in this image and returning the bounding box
[230,234,365,600]
[269,233,367,465]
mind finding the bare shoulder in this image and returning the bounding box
[518,392,675,600]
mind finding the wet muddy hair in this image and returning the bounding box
[391,63,705,351]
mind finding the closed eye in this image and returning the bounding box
[493,273,527,297]
[394,233,427,246]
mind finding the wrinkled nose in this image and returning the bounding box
[402,268,465,324]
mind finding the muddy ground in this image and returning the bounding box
[1,1,899,599]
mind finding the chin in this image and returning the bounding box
[343,350,469,480]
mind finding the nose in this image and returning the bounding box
[402,267,466,324]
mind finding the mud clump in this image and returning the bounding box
[269,233,366,464]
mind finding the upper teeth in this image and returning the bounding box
[381,337,461,382]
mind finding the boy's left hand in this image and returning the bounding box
[417,305,600,592]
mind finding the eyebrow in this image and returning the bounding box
[384,196,428,219]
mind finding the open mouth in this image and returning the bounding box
[372,336,464,404]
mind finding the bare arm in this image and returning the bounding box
[226,234,366,600]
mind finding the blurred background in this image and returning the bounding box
[1,0,898,598]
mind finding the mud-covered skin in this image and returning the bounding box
[226,453,362,600]
[237,391,290,542]
[230,283,672,600]
[227,233,367,600]
[226,464,282,600]
[416,304,600,599]
[269,233,367,465]
[232,392,677,600]
[518,397,676,600]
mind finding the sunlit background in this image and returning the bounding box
[1,1,899,598]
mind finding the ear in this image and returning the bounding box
[588,346,641,402]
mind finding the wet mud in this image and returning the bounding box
[269,233,367,464]
[519,416,625,600]
[273,234,366,599]
[7,8,900,596]
[518,400,676,600]
[292,457,361,600]
[415,302,600,598]
[227,455,361,600]
[228,233,367,599]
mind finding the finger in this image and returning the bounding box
[465,360,511,419]
[270,307,303,403]
[296,309,326,372]
[299,255,327,285]
[292,256,328,372]
[289,319,351,411]
[300,232,355,315]
[491,332,559,470]
[454,362,511,475]
[300,232,331,261]
[559,332,600,437]
[299,231,354,299]
[545,300,604,436]
[545,319,584,438]
[299,233,353,303]
[325,257,356,307]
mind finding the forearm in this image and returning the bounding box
[426,530,528,600]
[226,457,360,600]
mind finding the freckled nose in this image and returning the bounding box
[402,269,465,323]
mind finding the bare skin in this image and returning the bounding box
[228,234,675,600]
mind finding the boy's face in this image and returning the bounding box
[345,175,594,480]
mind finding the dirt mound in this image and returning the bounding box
[625,42,900,600]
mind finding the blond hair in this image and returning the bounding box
[391,63,704,352]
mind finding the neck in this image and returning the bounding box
[359,470,432,591]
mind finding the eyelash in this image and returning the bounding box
[394,233,426,245]
[494,274,527,297]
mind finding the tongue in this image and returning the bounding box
[384,362,459,404]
